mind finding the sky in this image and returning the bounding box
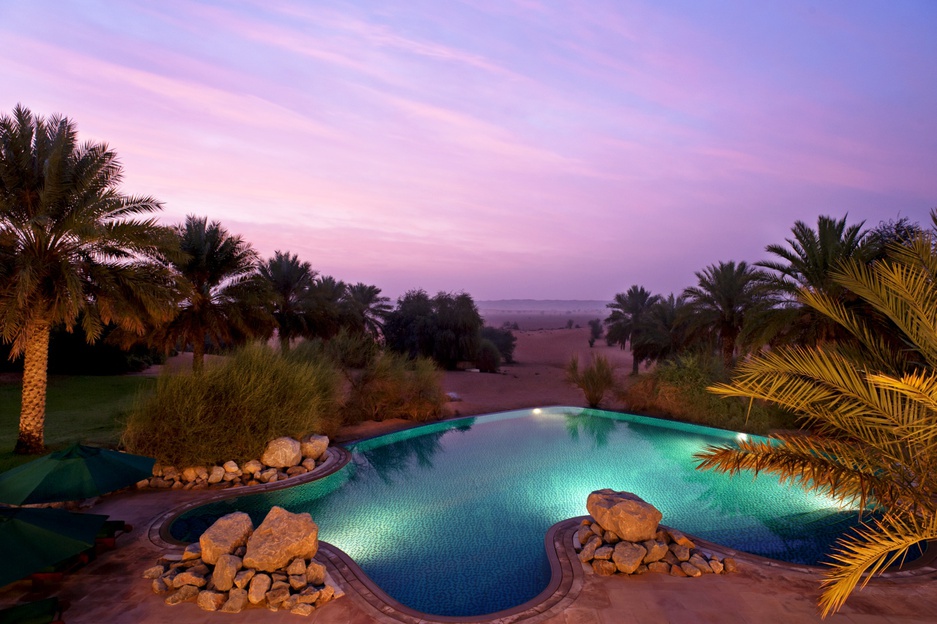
[1,1,936,301]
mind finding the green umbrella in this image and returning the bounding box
[0,507,107,587]
[0,444,155,505]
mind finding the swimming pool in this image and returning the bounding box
[170,407,859,617]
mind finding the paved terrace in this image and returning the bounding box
[2,467,936,623]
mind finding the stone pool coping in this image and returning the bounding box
[147,425,937,622]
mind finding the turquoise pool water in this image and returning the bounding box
[170,407,859,617]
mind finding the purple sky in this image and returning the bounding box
[2,1,935,301]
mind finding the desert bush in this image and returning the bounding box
[620,353,796,435]
[121,344,340,465]
[566,354,617,408]
[343,352,446,425]
[289,328,379,370]
[480,326,516,363]
[474,339,501,373]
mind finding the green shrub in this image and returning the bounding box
[121,344,340,465]
[289,328,379,370]
[566,354,617,408]
[479,326,517,363]
[620,353,797,435]
[475,339,501,373]
[343,353,446,425]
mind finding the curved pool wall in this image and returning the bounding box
[170,407,860,617]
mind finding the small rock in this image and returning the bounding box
[265,582,291,606]
[666,527,696,548]
[669,564,688,577]
[286,558,306,576]
[280,595,300,611]
[709,559,725,574]
[670,543,691,562]
[143,565,165,579]
[286,466,307,476]
[593,545,614,561]
[301,458,317,471]
[291,604,315,616]
[222,471,238,482]
[248,573,272,604]
[182,543,201,561]
[296,587,320,604]
[647,561,670,574]
[655,529,670,544]
[272,572,288,584]
[576,525,594,548]
[633,564,648,575]
[289,574,307,590]
[261,437,303,468]
[152,577,170,594]
[234,569,256,589]
[300,434,329,461]
[612,541,647,574]
[592,560,617,576]
[136,479,150,489]
[165,585,199,605]
[197,590,227,611]
[603,530,620,544]
[577,535,601,563]
[182,466,200,482]
[207,466,225,484]
[590,522,605,537]
[641,540,669,563]
[243,459,264,474]
[171,480,185,489]
[234,546,247,557]
[690,554,713,573]
[212,554,242,591]
[259,468,278,483]
[172,570,207,588]
[306,560,327,586]
[315,585,335,606]
[221,588,249,613]
[223,460,239,473]
[663,550,679,566]
[723,558,739,573]
[681,562,702,578]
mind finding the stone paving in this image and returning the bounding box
[2,485,937,623]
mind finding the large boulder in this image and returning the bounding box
[586,489,662,542]
[301,435,329,461]
[261,437,302,468]
[243,506,319,572]
[199,512,254,565]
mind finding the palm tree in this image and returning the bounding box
[682,261,767,369]
[258,251,318,353]
[696,225,937,616]
[754,215,871,346]
[605,285,660,375]
[342,282,391,340]
[0,105,178,453]
[152,215,271,373]
[308,275,346,339]
[631,293,690,365]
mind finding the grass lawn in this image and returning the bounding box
[0,375,156,473]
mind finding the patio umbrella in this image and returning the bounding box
[0,507,107,587]
[0,444,155,505]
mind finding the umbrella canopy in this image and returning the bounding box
[0,444,155,505]
[0,507,107,587]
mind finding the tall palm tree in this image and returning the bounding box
[0,105,178,453]
[342,282,391,340]
[753,215,871,346]
[152,215,271,373]
[258,250,318,353]
[605,285,660,375]
[696,225,937,616]
[682,260,767,369]
[630,293,690,365]
[308,275,346,339]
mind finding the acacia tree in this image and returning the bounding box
[0,105,178,453]
[258,251,318,353]
[682,260,767,369]
[605,285,660,375]
[697,225,937,616]
[151,215,271,373]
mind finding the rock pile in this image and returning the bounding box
[140,435,330,491]
[576,489,738,578]
[145,506,342,616]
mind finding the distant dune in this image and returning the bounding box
[477,300,610,331]
[476,299,608,313]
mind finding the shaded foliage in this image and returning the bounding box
[480,325,516,364]
[384,290,483,369]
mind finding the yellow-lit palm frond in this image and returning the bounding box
[819,512,937,617]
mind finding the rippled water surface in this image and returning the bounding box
[171,407,857,617]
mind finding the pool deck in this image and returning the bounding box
[2,480,936,624]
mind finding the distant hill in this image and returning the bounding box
[476,299,608,313]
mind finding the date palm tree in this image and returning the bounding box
[151,215,271,373]
[258,250,318,353]
[696,224,937,616]
[605,285,660,375]
[752,215,871,346]
[342,282,392,340]
[682,261,768,369]
[630,293,690,365]
[0,105,178,453]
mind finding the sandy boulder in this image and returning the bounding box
[586,489,662,542]
[243,506,319,572]
[199,512,254,565]
[300,435,329,461]
[261,437,302,468]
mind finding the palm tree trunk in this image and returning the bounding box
[193,337,205,374]
[279,335,290,353]
[631,345,640,376]
[15,323,51,454]
[722,334,735,370]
